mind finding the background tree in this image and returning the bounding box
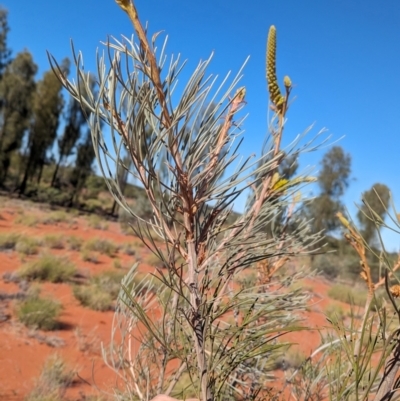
[357,183,390,246]
[51,95,86,187]
[307,145,351,234]
[0,50,37,184]
[19,59,69,194]
[68,129,96,205]
[0,7,11,81]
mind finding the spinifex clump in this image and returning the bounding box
[49,1,324,400]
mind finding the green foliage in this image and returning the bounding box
[73,284,114,311]
[0,50,37,182]
[66,235,82,251]
[43,234,65,249]
[19,60,69,194]
[307,146,352,234]
[15,235,40,255]
[41,210,70,225]
[327,283,368,306]
[86,214,109,230]
[0,232,19,250]
[82,238,118,257]
[17,292,62,330]
[357,183,390,245]
[18,254,76,282]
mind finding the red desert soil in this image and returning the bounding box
[0,198,349,401]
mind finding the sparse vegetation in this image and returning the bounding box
[25,354,74,401]
[15,236,41,256]
[87,214,108,230]
[66,235,82,251]
[73,284,114,311]
[43,234,65,249]
[16,290,62,330]
[0,232,19,250]
[82,238,118,257]
[327,283,368,307]
[18,254,76,282]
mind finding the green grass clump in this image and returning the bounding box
[73,285,113,311]
[327,284,368,307]
[25,354,74,401]
[15,236,41,256]
[73,270,125,311]
[17,293,62,330]
[0,232,20,250]
[43,234,65,249]
[41,211,70,225]
[18,254,76,283]
[87,214,108,230]
[83,238,118,257]
[14,213,40,227]
[120,242,136,256]
[66,235,82,251]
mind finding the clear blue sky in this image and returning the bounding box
[4,0,400,249]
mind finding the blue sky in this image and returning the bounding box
[4,0,400,249]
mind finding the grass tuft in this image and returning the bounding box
[16,291,62,331]
[18,254,76,283]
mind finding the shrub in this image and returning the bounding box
[66,235,82,251]
[25,354,74,401]
[80,249,99,264]
[14,213,40,227]
[73,285,113,311]
[18,254,76,282]
[87,214,108,230]
[41,210,70,225]
[17,294,62,330]
[120,242,136,256]
[83,238,118,257]
[15,236,41,256]
[0,232,20,251]
[327,284,368,307]
[43,234,65,249]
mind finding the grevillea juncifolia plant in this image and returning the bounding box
[49,1,330,400]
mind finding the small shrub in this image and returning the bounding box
[83,238,118,257]
[313,254,340,279]
[73,285,114,311]
[113,258,123,269]
[18,254,76,283]
[120,242,136,256]
[327,284,367,307]
[25,354,74,401]
[15,236,41,256]
[41,211,70,225]
[17,295,62,330]
[43,235,65,249]
[85,199,104,213]
[81,249,99,264]
[66,235,82,251]
[93,271,125,299]
[0,232,20,250]
[87,214,108,230]
[14,213,40,227]
[73,270,125,311]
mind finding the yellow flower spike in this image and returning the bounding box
[270,172,280,188]
[284,75,292,89]
[266,26,284,108]
[337,212,351,230]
